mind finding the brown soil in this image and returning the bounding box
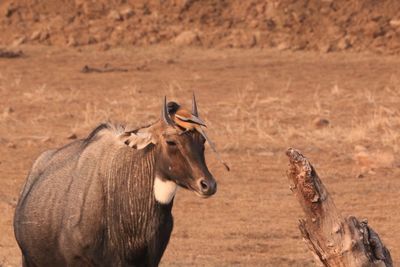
[1,45,400,266]
[1,0,400,53]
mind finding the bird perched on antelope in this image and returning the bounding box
[168,93,230,171]
[167,101,206,131]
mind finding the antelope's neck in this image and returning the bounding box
[105,146,173,255]
[153,175,178,204]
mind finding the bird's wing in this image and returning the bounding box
[175,111,207,127]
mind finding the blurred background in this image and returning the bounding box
[1,1,400,266]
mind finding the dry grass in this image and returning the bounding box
[1,47,400,266]
[4,73,400,164]
[2,66,399,171]
[202,83,400,154]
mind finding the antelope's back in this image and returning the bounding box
[13,125,128,266]
[13,139,86,264]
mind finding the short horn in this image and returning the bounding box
[162,96,174,125]
[192,92,199,117]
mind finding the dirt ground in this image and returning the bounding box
[2,0,400,53]
[0,45,399,266]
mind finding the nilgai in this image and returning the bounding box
[14,95,220,267]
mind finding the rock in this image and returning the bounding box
[318,42,332,53]
[4,3,17,17]
[249,20,259,29]
[136,63,149,71]
[72,33,92,46]
[148,35,159,45]
[173,30,200,46]
[48,15,65,31]
[3,107,14,115]
[227,30,257,48]
[320,7,331,14]
[7,142,16,149]
[166,58,176,64]
[88,36,97,45]
[277,41,290,51]
[327,25,342,37]
[98,42,111,51]
[292,40,308,51]
[265,19,276,30]
[386,37,400,50]
[30,29,50,42]
[81,2,105,19]
[74,0,85,7]
[364,21,385,38]
[353,146,395,175]
[255,4,265,15]
[331,84,340,95]
[67,36,77,47]
[12,36,26,47]
[120,7,134,19]
[30,30,41,41]
[337,37,351,50]
[142,4,151,15]
[67,133,77,140]
[313,118,330,128]
[108,10,122,21]
[356,173,365,179]
[39,30,50,42]
[354,145,367,153]
[389,19,400,28]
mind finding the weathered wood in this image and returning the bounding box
[286,148,392,267]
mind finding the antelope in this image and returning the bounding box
[14,95,221,267]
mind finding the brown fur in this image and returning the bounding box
[14,120,216,267]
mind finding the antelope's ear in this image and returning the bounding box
[120,131,156,149]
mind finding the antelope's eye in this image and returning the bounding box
[166,140,177,146]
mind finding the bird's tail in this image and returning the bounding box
[197,126,230,171]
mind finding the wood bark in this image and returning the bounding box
[286,148,392,267]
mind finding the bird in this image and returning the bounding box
[167,101,206,131]
[167,98,230,171]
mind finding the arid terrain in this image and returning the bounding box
[2,0,400,53]
[1,45,400,266]
[1,0,400,266]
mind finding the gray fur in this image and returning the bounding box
[14,123,173,267]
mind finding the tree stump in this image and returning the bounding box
[286,148,392,267]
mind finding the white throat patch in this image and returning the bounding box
[154,175,178,204]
